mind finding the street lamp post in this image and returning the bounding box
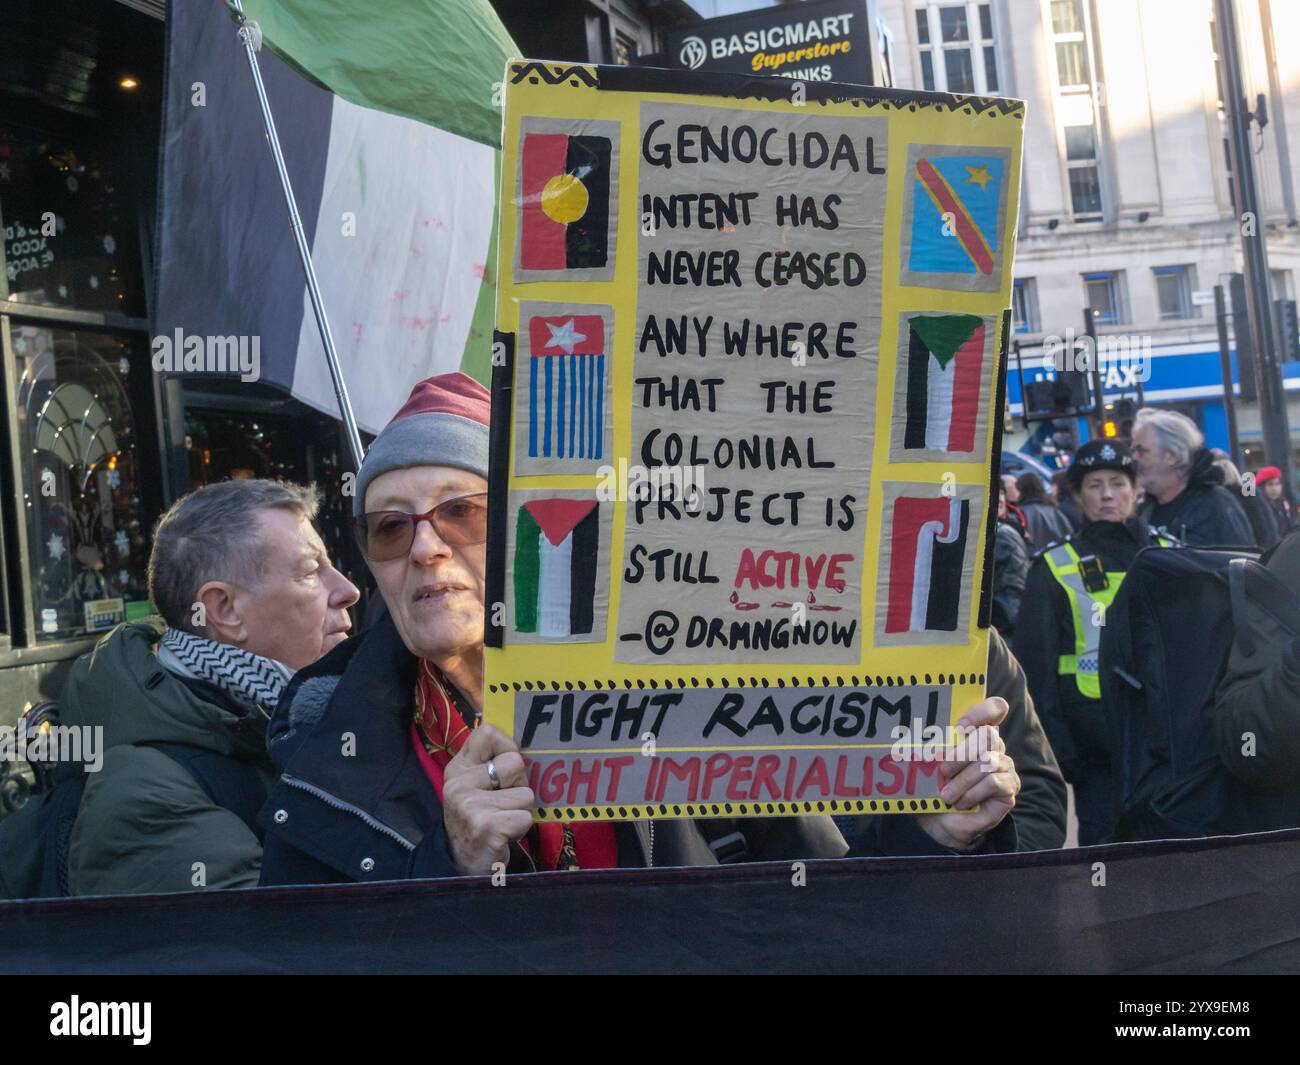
[1214,0,1293,492]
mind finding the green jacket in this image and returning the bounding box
[61,618,274,896]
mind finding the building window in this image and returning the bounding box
[915,3,1001,95]
[614,31,637,66]
[1084,271,1129,326]
[1013,278,1041,334]
[1154,265,1200,320]
[1063,124,1102,219]
[1051,0,1089,89]
[1270,268,1294,301]
[877,18,897,88]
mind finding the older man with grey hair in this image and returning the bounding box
[1130,407,1255,547]
[54,479,359,896]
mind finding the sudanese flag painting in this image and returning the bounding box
[515,118,620,281]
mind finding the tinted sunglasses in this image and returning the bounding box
[352,492,488,562]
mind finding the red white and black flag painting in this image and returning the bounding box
[507,491,611,643]
[889,312,995,463]
[875,483,983,647]
[514,117,619,282]
[514,301,613,475]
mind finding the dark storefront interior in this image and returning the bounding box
[1,1,165,673]
[0,0,367,723]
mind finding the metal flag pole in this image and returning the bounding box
[228,0,366,470]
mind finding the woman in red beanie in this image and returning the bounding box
[257,373,1023,885]
[1257,465,1295,536]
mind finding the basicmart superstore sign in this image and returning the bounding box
[665,0,872,85]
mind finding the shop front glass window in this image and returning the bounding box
[0,123,145,316]
[13,323,150,640]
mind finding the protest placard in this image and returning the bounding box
[485,60,1024,822]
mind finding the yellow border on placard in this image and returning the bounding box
[489,62,1025,821]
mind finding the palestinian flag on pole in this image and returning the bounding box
[903,314,986,453]
[885,496,970,634]
[514,500,599,638]
[155,0,514,430]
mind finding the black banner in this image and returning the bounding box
[663,0,874,86]
[2,829,1299,974]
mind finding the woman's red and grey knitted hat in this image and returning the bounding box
[353,372,490,516]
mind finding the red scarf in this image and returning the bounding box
[411,659,615,871]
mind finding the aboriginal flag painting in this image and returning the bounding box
[519,130,613,273]
[885,496,970,634]
[527,313,606,460]
[903,314,985,453]
[514,499,600,638]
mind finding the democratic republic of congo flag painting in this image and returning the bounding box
[904,314,985,453]
[883,495,971,637]
[515,118,619,281]
[514,498,600,638]
[901,144,1010,293]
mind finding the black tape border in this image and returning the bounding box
[488,672,985,694]
[534,797,950,821]
[485,331,514,649]
[976,309,1012,630]
[508,60,1025,118]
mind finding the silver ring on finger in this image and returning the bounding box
[486,758,502,790]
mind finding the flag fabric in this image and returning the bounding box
[527,314,606,460]
[906,151,1005,278]
[903,314,986,453]
[885,497,970,634]
[514,499,600,637]
[520,132,613,272]
[155,0,514,432]
[236,0,511,149]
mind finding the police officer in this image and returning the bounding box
[1012,439,1173,845]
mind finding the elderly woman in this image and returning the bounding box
[258,374,1030,885]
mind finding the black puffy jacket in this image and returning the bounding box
[1139,449,1256,548]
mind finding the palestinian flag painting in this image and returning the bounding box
[514,499,600,638]
[903,314,986,453]
[517,119,618,280]
[885,496,970,635]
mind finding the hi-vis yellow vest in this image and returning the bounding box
[1044,537,1173,699]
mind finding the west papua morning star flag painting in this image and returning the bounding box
[485,61,1024,824]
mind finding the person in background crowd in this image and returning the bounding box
[1214,529,1300,829]
[258,373,1032,886]
[1053,469,1083,533]
[993,486,1030,638]
[1131,408,1255,548]
[61,480,360,895]
[1257,465,1295,536]
[1001,472,1030,542]
[1013,439,1174,845]
[1015,471,1074,551]
[1213,453,1279,552]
